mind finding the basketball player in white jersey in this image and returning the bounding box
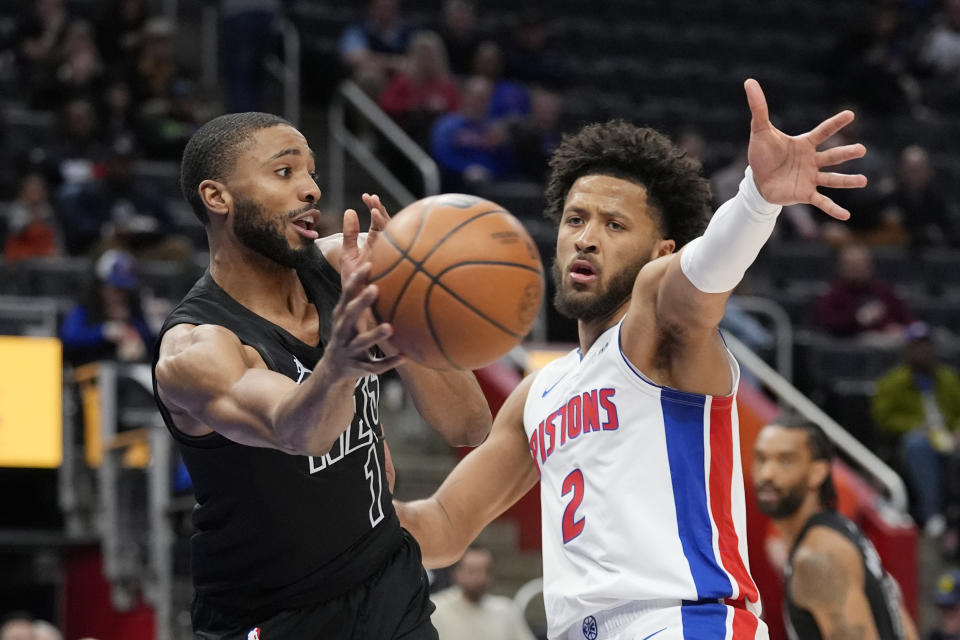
[395,79,868,640]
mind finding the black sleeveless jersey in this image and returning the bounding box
[151,256,401,621]
[785,511,904,640]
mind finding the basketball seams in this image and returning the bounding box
[381,207,511,323]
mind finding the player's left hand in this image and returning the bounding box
[744,78,867,220]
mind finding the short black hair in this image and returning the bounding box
[180,112,291,225]
[543,120,712,249]
[770,414,838,510]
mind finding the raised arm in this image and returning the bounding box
[790,529,880,640]
[155,265,403,455]
[624,79,867,393]
[335,194,493,446]
[395,374,539,567]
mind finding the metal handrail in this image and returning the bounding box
[264,16,301,126]
[729,295,794,382]
[723,332,910,515]
[327,80,441,215]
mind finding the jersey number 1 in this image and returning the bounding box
[561,469,585,543]
[364,444,385,527]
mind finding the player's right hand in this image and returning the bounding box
[324,262,404,378]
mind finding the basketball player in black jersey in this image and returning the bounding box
[151,112,492,640]
[753,418,919,640]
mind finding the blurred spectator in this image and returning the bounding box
[882,145,957,247]
[2,171,62,262]
[430,547,535,640]
[824,1,921,116]
[47,19,104,106]
[379,30,461,146]
[0,613,34,640]
[917,0,960,111]
[508,88,561,182]
[95,0,149,67]
[437,0,482,77]
[60,249,154,366]
[339,0,412,96]
[472,41,530,121]
[430,76,513,189]
[502,7,567,89]
[15,0,70,106]
[136,77,204,160]
[930,570,960,640]
[129,17,184,107]
[816,242,915,337]
[98,78,137,150]
[221,0,281,113]
[30,621,60,640]
[872,322,960,536]
[52,98,107,254]
[91,138,192,262]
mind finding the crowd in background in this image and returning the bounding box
[1,0,960,638]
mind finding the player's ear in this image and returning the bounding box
[651,238,675,259]
[199,179,231,219]
[808,459,830,492]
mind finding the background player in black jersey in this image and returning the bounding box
[753,418,919,640]
[152,112,492,640]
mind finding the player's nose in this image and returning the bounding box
[300,174,321,204]
[574,223,598,253]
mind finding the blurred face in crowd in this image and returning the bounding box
[461,76,493,121]
[899,145,932,192]
[20,173,48,206]
[906,337,935,373]
[837,243,873,284]
[410,34,446,79]
[0,619,34,640]
[454,548,493,602]
[444,0,476,36]
[63,99,97,140]
[369,0,399,28]
[472,41,502,79]
[753,425,828,519]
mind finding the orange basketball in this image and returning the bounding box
[368,193,544,370]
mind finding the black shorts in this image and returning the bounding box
[193,530,438,640]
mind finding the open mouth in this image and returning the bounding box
[291,213,319,239]
[570,260,597,284]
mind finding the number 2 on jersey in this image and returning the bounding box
[561,469,585,543]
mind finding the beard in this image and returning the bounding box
[233,195,320,269]
[551,253,649,323]
[754,482,807,519]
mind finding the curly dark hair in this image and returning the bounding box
[180,112,291,225]
[544,120,712,249]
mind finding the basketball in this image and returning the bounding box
[367,193,544,370]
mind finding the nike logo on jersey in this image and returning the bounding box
[642,628,667,640]
[541,373,568,397]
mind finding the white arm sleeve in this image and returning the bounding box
[679,166,782,294]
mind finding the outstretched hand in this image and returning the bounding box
[339,193,391,288]
[744,78,867,220]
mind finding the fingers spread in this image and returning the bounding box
[744,78,770,132]
[810,191,851,221]
[816,171,868,189]
[809,110,855,147]
[817,143,867,168]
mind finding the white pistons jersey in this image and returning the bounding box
[523,320,765,640]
